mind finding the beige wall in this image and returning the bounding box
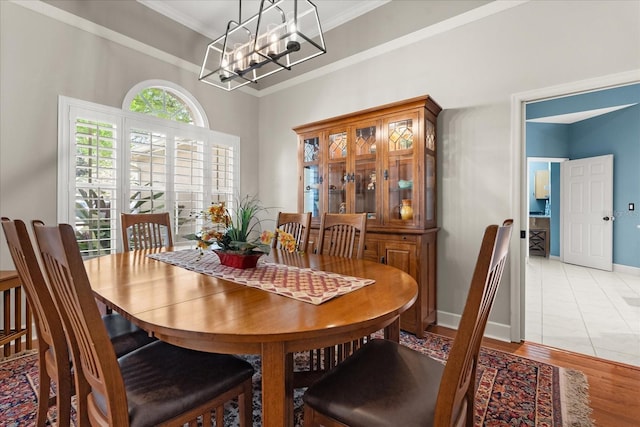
[0,1,260,269]
[256,0,640,331]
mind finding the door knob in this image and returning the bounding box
[603,216,610,221]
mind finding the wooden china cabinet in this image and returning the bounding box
[294,95,441,337]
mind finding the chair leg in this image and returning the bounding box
[55,359,73,427]
[215,406,224,426]
[36,352,50,427]
[303,403,315,427]
[239,377,253,426]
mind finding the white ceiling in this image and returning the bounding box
[526,103,637,124]
[137,0,390,40]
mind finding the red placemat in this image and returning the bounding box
[148,250,375,305]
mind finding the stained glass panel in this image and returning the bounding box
[304,137,319,162]
[328,131,347,159]
[426,120,435,151]
[355,126,376,155]
[388,119,413,151]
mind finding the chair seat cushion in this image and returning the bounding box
[303,339,445,427]
[102,313,156,357]
[92,340,254,427]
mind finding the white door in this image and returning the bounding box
[561,154,613,271]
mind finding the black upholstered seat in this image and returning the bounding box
[304,339,444,427]
[93,341,254,427]
[102,312,156,357]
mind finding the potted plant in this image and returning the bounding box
[184,194,296,268]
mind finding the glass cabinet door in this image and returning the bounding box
[353,124,378,221]
[327,129,347,214]
[425,119,437,228]
[302,136,321,219]
[384,114,419,226]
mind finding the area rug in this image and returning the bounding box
[0,332,593,426]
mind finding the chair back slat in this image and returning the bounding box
[273,212,312,252]
[1,218,65,357]
[1,217,73,426]
[33,221,130,426]
[121,212,173,251]
[435,219,513,426]
[316,213,367,260]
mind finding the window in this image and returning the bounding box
[129,87,195,124]
[58,94,239,257]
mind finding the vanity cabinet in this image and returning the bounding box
[295,96,441,337]
[529,216,550,257]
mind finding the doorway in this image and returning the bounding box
[510,71,640,365]
[526,157,566,260]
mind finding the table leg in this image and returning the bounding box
[384,317,401,342]
[261,342,294,427]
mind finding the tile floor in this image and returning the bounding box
[525,256,640,366]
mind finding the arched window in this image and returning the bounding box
[58,82,238,257]
[129,87,194,123]
[122,80,209,127]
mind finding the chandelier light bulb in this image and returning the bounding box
[233,43,244,74]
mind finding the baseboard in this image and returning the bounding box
[437,310,512,342]
[614,263,640,276]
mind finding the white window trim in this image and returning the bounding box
[58,95,240,251]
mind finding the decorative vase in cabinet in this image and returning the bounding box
[400,199,413,220]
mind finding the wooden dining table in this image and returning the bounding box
[85,248,418,427]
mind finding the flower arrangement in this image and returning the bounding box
[184,194,298,255]
[259,229,297,253]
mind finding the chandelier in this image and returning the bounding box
[199,0,326,91]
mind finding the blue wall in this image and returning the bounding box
[526,123,570,158]
[550,162,561,256]
[527,84,640,119]
[526,83,640,268]
[570,104,640,267]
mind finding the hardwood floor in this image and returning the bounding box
[429,325,640,427]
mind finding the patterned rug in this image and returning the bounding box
[0,332,593,426]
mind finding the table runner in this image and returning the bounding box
[147,250,375,305]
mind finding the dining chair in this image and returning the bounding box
[299,213,368,384]
[316,212,367,259]
[1,218,72,427]
[303,219,513,427]
[272,211,312,252]
[121,212,173,252]
[32,221,254,427]
[1,218,156,427]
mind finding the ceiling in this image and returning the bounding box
[41,0,499,92]
[137,0,390,40]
